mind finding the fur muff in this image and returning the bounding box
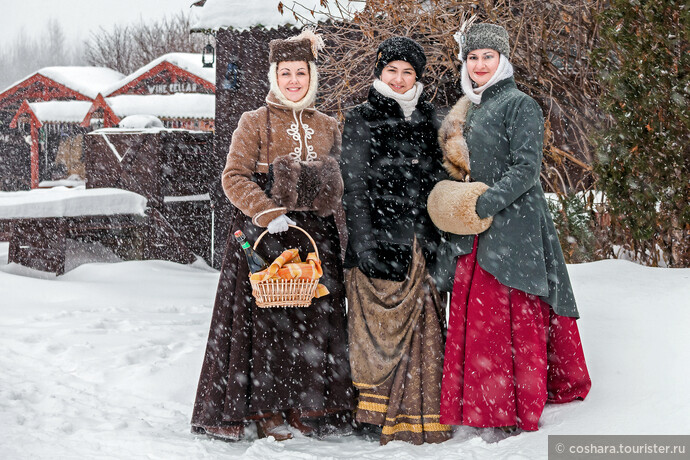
[438,96,472,181]
[270,156,301,209]
[427,180,493,235]
[270,156,343,217]
[310,156,344,217]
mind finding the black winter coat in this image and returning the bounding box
[341,86,445,280]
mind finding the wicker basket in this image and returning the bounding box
[249,225,320,308]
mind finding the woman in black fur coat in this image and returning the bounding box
[340,36,451,445]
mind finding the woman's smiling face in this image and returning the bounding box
[380,60,417,94]
[277,61,310,102]
[466,49,500,86]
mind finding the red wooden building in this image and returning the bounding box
[0,66,124,116]
[1,53,220,270]
[0,67,124,190]
[1,53,216,191]
[9,100,94,187]
[105,52,215,97]
[81,53,216,131]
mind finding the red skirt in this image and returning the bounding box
[440,237,591,431]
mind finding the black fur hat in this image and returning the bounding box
[374,36,426,79]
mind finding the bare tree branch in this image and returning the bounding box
[84,12,207,75]
[283,0,607,194]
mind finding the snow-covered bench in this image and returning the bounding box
[1,187,149,274]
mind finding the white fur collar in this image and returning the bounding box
[267,61,319,112]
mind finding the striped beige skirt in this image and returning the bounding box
[345,241,451,445]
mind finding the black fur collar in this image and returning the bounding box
[364,86,433,122]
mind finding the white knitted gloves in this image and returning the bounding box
[267,214,296,234]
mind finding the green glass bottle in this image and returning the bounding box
[234,230,269,273]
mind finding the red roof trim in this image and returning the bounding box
[80,93,121,128]
[107,61,215,97]
[0,73,92,110]
[10,100,43,129]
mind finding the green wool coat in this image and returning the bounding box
[435,77,579,318]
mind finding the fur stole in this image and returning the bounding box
[438,96,472,181]
[270,155,343,217]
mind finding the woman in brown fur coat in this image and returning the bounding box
[190,30,354,442]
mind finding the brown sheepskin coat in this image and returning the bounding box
[222,92,343,227]
[191,92,355,433]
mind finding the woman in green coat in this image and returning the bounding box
[427,22,591,432]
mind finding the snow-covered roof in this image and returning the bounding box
[3,67,125,98]
[103,53,215,96]
[190,0,363,31]
[0,187,147,219]
[27,100,94,123]
[105,93,215,119]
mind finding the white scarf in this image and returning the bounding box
[461,54,514,104]
[373,79,424,120]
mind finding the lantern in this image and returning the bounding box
[202,43,215,68]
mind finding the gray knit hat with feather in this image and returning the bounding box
[460,23,510,61]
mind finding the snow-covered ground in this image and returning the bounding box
[1,240,689,459]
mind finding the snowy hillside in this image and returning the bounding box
[1,241,689,459]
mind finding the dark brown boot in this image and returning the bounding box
[202,424,243,441]
[286,410,317,437]
[257,412,293,441]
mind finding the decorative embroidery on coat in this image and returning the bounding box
[287,111,303,160]
[285,110,316,161]
[300,111,316,161]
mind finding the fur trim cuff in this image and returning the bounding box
[427,180,493,235]
[252,207,288,227]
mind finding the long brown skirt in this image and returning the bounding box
[346,242,452,445]
[191,208,355,435]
